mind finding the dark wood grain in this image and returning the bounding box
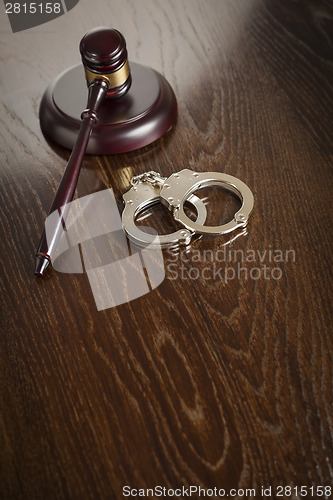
[0,1,332,499]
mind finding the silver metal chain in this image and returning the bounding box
[130,171,165,187]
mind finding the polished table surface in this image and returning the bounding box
[0,1,332,498]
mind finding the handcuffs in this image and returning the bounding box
[122,169,254,249]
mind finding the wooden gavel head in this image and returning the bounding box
[80,27,132,99]
[39,26,177,154]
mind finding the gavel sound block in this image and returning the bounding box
[39,27,177,154]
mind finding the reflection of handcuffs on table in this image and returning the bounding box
[122,169,254,249]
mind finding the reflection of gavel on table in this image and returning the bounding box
[35,27,177,276]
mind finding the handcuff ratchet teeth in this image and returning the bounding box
[122,169,254,249]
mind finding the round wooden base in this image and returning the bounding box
[39,62,177,154]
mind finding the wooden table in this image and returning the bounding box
[1,1,332,498]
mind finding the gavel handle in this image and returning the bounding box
[35,79,109,276]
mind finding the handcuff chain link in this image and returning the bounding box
[130,171,166,187]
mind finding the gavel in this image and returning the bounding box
[35,27,177,276]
